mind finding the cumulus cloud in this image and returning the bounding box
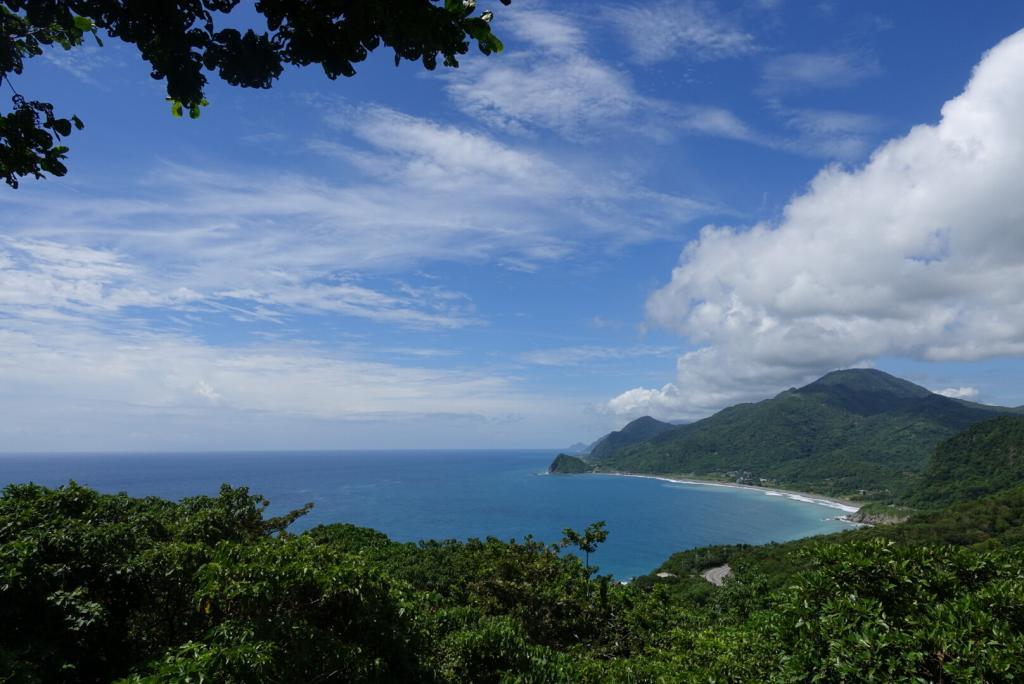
[936,387,980,400]
[608,29,1024,420]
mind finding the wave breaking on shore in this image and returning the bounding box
[600,472,861,514]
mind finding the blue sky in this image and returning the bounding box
[3,1,1024,451]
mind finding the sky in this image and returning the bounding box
[4,1,1024,451]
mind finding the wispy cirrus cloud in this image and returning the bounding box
[444,7,875,161]
[42,45,119,86]
[0,92,716,445]
[0,321,578,450]
[445,6,664,139]
[446,54,638,137]
[522,345,675,367]
[759,51,880,95]
[0,238,480,330]
[5,98,712,339]
[604,1,757,64]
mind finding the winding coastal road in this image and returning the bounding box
[702,564,732,586]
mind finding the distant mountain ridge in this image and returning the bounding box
[587,416,675,460]
[553,369,1021,498]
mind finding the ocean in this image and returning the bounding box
[0,449,853,579]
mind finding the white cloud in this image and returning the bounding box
[760,52,880,94]
[324,104,568,192]
[503,8,587,55]
[0,98,712,447]
[194,380,222,403]
[447,53,638,137]
[605,1,756,64]
[777,108,881,159]
[445,6,665,139]
[522,345,675,366]
[605,383,684,419]
[0,238,202,320]
[936,387,979,400]
[668,104,880,160]
[608,29,1024,420]
[0,322,583,450]
[217,280,480,330]
[674,105,761,141]
[446,7,861,160]
[0,327,513,418]
[6,104,708,299]
[42,45,117,86]
[0,237,478,330]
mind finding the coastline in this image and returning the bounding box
[590,470,862,515]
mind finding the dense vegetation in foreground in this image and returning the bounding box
[3,479,1024,682]
[5,411,1024,681]
[554,369,1024,498]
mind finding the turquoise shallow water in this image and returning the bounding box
[0,450,851,578]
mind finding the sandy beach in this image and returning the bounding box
[594,471,862,514]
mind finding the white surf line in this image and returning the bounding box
[598,471,861,514]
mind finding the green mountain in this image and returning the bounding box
[558,369,1019,498]
[587,415,675,460]
[906,415,1024,509]
[548,454,592,474]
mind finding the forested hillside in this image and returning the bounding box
[7,414,1024,681]
[908,416,1024,508]
[587,416,675,460]
[560,369,1018,498]
[3,481,1024,682]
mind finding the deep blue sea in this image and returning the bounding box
[0,450,853,579]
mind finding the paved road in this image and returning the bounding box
[702,564,732,586]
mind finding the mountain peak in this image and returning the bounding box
[588,415,675,460]
[625,416,671,430]
[795,368,933,416]
[802,368,932,397]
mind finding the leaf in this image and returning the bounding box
[72,16,93,32]
[52,119,72,137]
